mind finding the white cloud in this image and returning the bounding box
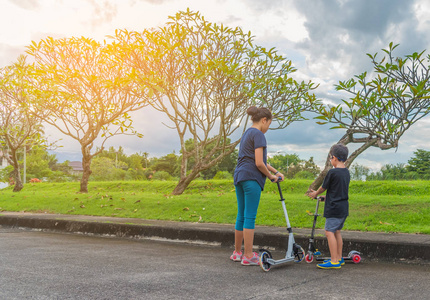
[414,0,430,33]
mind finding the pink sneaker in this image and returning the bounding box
[230,251,242,262]
[241,252,260,266]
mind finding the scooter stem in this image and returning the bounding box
[311,198,320,239]
[277,181,285,201]
[277,182,292,230]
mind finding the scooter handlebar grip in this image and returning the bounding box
[271,177,282,182]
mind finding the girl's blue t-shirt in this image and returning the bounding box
[234,127,267,190]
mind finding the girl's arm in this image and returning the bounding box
[267,164,285,181]
[255,147,279,182]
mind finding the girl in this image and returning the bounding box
[231,106,285,265]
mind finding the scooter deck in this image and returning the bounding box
[315,256,356,261]
[266,257,296,265]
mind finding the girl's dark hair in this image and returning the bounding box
[247,106,272,122]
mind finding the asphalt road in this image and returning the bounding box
[1,227,429,300]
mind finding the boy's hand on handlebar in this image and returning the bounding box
[307,189,318,199]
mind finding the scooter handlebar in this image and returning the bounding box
[270,176,283,182]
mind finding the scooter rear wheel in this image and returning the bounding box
[352,254,361,264]
[259,250,272,272]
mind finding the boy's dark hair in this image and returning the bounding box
[247,106,272,122]
[330,144,348,162]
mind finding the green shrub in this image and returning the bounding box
[294,170,315,179]
[213,171,233,180]
[152,171,173,181]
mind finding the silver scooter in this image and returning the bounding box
[259,180,305,272]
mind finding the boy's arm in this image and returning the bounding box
[307,187,326,199]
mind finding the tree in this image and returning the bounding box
[96,146,129,169]
[127,153,146,171]
[114,9,318,194]
[309,43,430,192]
[407,149,430,175]
[367,163,408,180]
[201,148,237,180]
[349,163,370,181]
[0,56,47,192]
[268,153,319,179]
[183,138,237,180]
[26,36,152,193]
[268,153,300,178]
[25,147,53,180]
[152,153,180,177]
[90,156,126,181]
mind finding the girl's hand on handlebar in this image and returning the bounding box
[269,174,279,182]
[277,172,285,182]
[270,172,284,183]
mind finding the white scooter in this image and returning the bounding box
[259,180,305,272]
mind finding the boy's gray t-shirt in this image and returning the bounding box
[322,168,350,218]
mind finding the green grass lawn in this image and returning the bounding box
[1,180,429,234]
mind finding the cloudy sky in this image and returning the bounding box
[1,0,430,171]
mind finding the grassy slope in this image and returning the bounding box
[1,180,429,234]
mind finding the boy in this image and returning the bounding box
[308,144,350,269]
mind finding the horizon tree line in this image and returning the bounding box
[2,146,429,184]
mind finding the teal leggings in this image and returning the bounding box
[235,180,262,230]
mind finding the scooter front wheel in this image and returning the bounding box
[305,253,314,263]
[259,250,272,272]
[294,245,305,263]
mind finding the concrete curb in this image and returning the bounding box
[0,212,429,263]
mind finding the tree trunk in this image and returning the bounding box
[173,141,239,195]
[180,156,187,180]
[6,149,24,192]
[344,139,377,168]
[307,151,332,194]
[307,134,349,194]
[172,170,200,195]
[306,137,378,194]
[80,150,92,193]
[12,163,23,192]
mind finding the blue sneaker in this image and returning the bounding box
[324,257,345,266]
[317,261,341,269]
